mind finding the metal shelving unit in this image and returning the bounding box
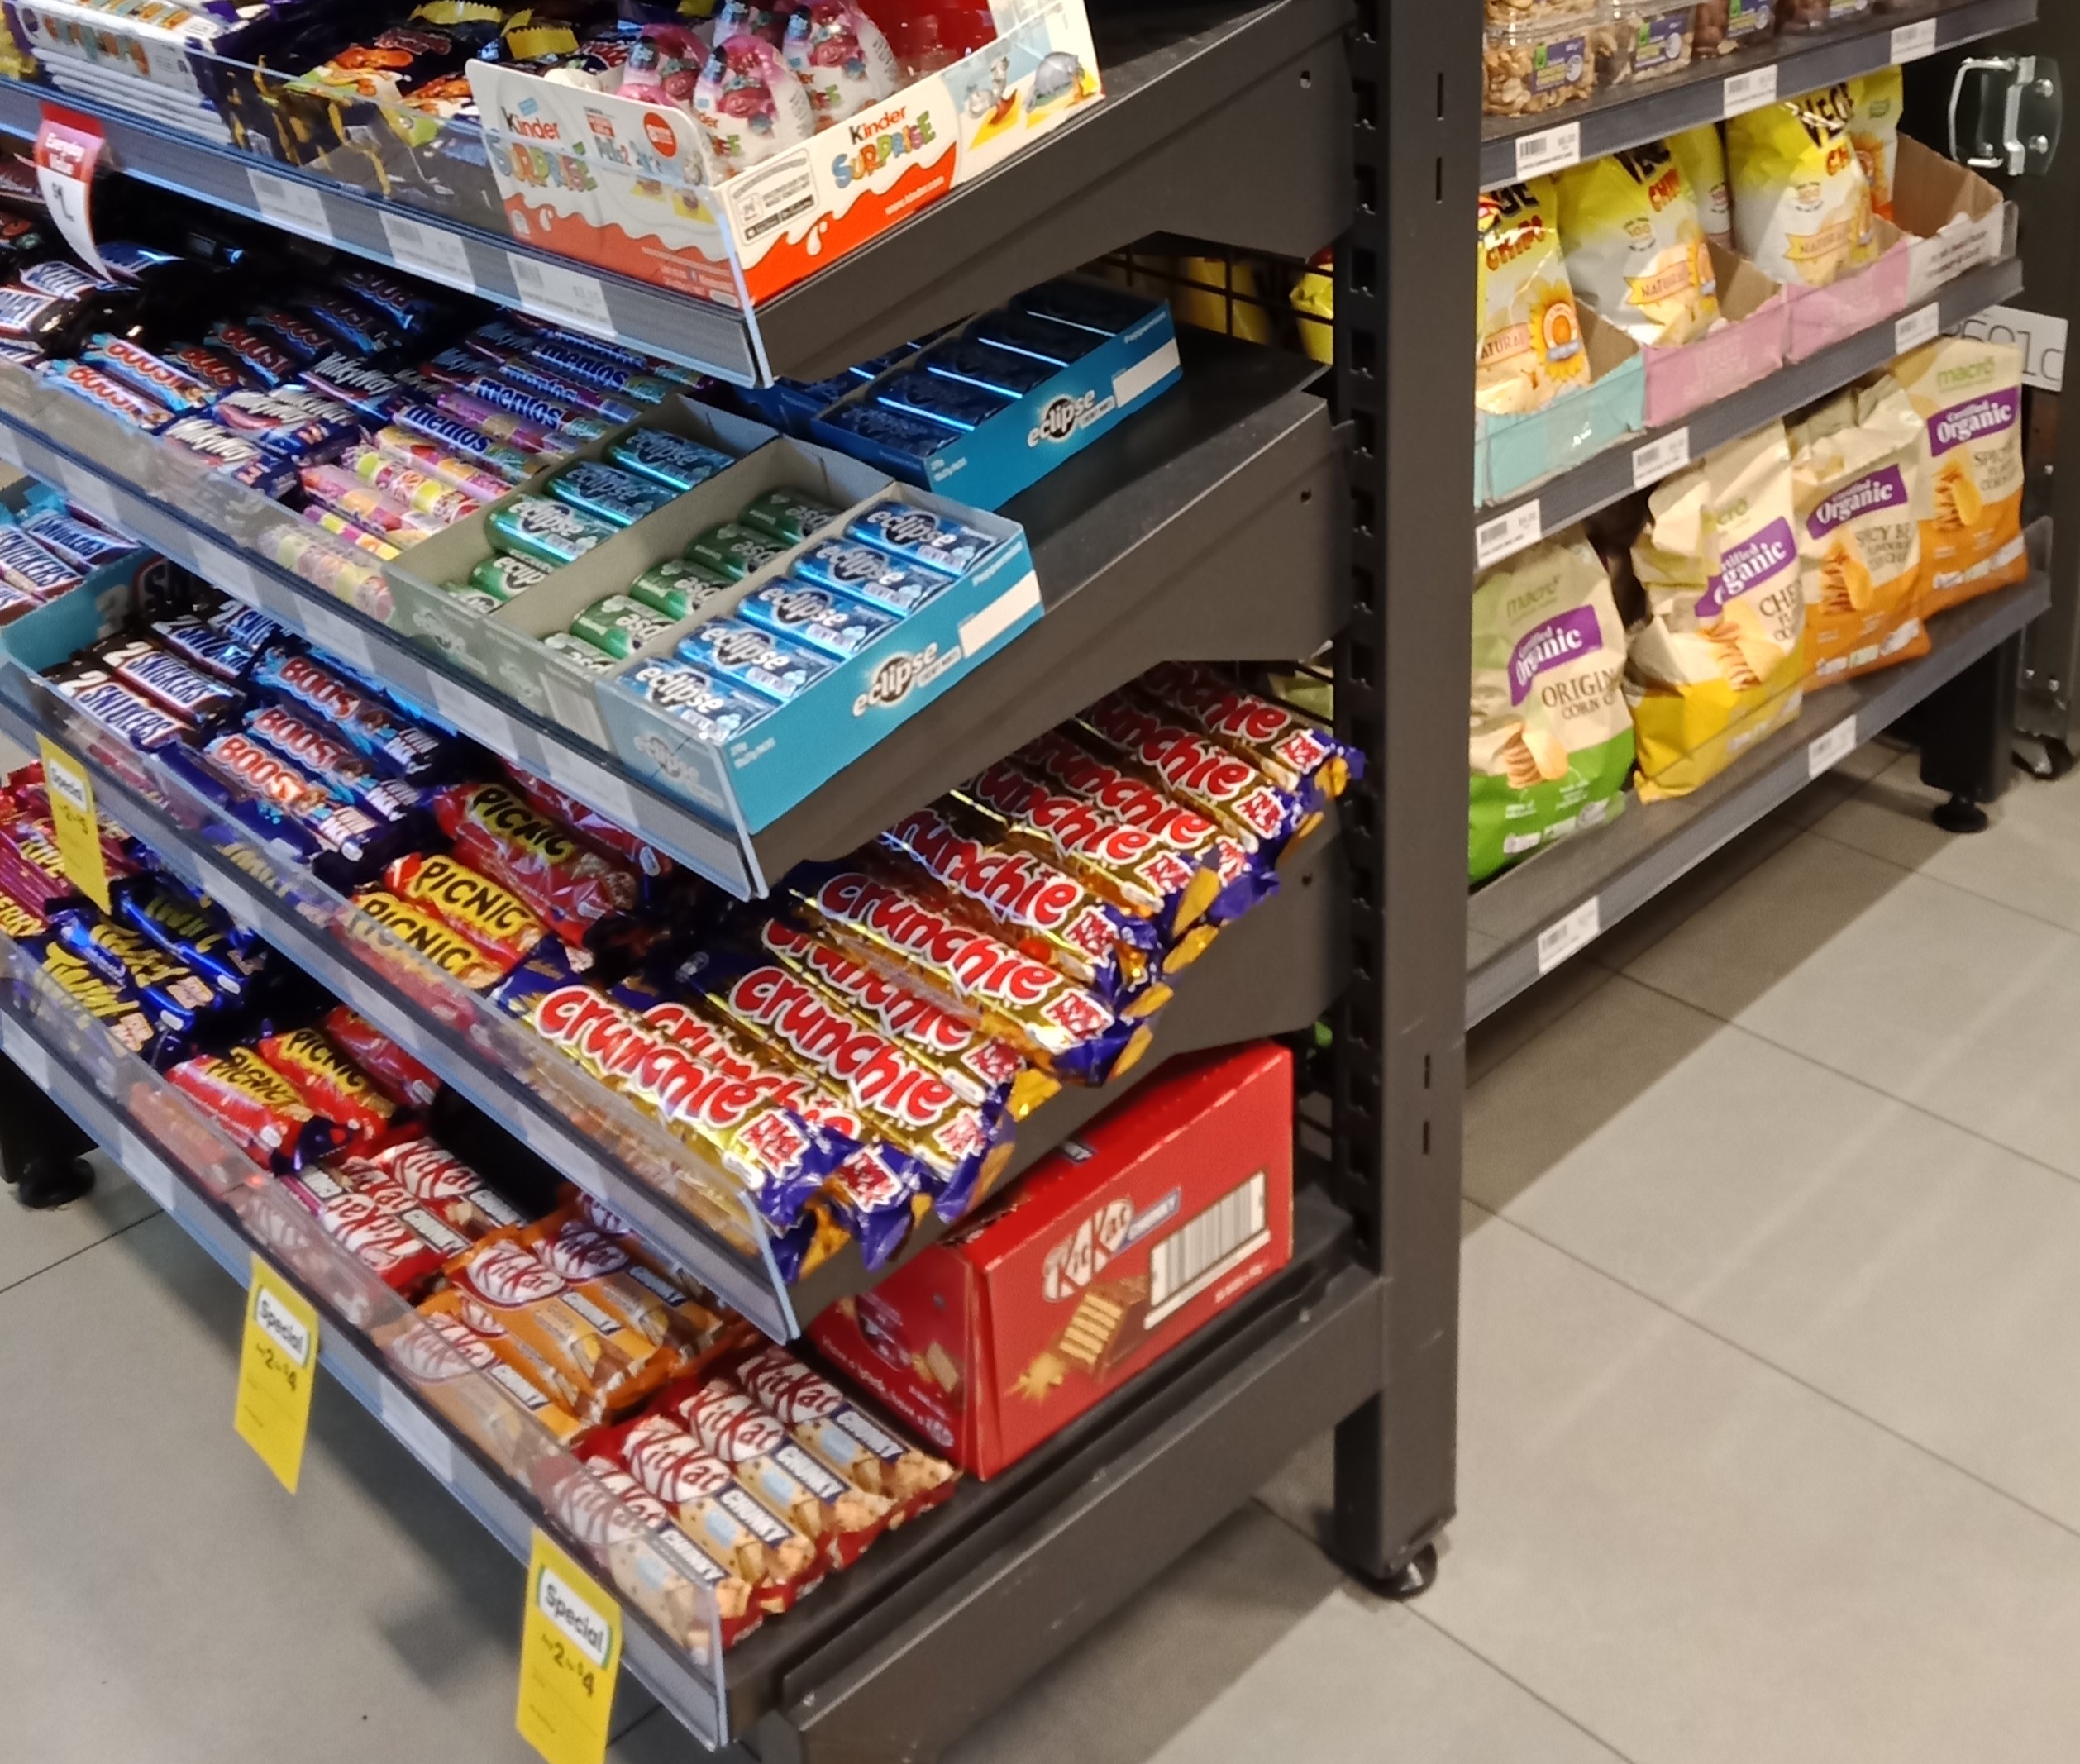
[1480,0,2035,189]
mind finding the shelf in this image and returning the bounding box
[790,801,1348,1323]
[1465,569,2051,1027]
[1474,252,2025,570]
[0,932,737,1748]
[1,617,1349,1339]
[0,0,1352,385]
[1480,0,2038,192]
[0,327,1340,900]
[0,916,1378,1761]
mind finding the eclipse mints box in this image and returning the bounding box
[809,1042,1293,1478]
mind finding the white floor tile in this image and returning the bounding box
[1422,1209,2080,1764]
[1469,973,2080,1533]
[0,1147,156,1295]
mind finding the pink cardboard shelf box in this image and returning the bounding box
[1785,220,1911,362]
[1641,244,1788,430]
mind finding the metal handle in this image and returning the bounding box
[1951,55,2062,178]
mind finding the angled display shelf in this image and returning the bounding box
[1466,571,2052,1027]
[0,0,1352,385]
[1479,0,2037,191]
[0,328,1339,900]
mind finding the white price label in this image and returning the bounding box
[117,1125,174,1210]
[1890,20,1939,63]
[192,538,261,607]
[1896,303,1942,354]
[1807,717,1858,778]
[542,741,642,825]
[1960,305,2068,392]
[1632,427,1691,490]
[506,253,613,336]
[379,1380,456,1485]
[428,670,518,756]
[1476,500,1542,570]
[1723,65,1779,118]
[1515,122,1581,180]
[56,460,117,522]
[1,1012,49,1088]
[246,169,333,245]
[379,212,477,294]
[1536,899,1601,976]
[305,602,376,671]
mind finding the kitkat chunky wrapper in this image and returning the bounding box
[878,796,1166,1012]
[1014,727,1271,927]
[168,1046,348,1171]
[1077,691,1317,856]
[784,861,1151,1086]
[279,1163,457,1297]
[731,1343,957,1519]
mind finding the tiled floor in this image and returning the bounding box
[10,737,2080,1761]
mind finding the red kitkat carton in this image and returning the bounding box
[809,1042,1293,1478]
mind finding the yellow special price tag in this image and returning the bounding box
[517,1530,621,1764]
[36,739,109,912]
[233,1259,318,1494]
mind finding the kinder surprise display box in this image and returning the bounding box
[466,1,1104,317]
[810,1043,1295,1478]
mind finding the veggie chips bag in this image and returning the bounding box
[1789,374,1930,687]
[1470,532,1633,883]
[1670,123,1734,252]
[1558,141,1720,348]
[1727,83,1877,288]
[1477,178,1592,416]
[1893,336,2030,610]
[1626,423,1807,799]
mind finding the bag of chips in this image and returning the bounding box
[1789,374,1931,687]
[1477,178,1592,416]
[1626,422,1808,799]
[1471,532,1634,883]
[1728,84,1877,288]
[1892,336,2030,611]
[1849,67,1903,223]
[1670,123,1734,252]
[1558,141,1720,348]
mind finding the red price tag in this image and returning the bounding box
[34,106,108,276]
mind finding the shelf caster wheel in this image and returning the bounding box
[1356,1542,1438,1602]
[1932,793,1991,835]
[8,1150,93,1211]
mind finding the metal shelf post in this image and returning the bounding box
[1329,0,1479,1582]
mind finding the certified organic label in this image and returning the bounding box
[234,1260,319,1493]
[517,1530,620,1764]
[37,739,109,910]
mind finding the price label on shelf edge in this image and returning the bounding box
[55,458,117,523]
[190,538,262,608]
[0,425,21,470]
[1632,427,1691,491]
[1514,122,1581,181]
[246,168,334,246]
[234,1259,319,1495]
[1535,898,1601,976]
[1896,303,1942,354]
[541,741,642,827]
[305,600,376,672]
[379,212,479,294]
[33,107,110,277]
[379,1380,456,1487]
[517,1530,621,1764]
[1891,19,1939,63]
[427,670,519,756]
[1476,500,1542,570]
[1722,64,1778,119]
[1808,717,1858,779]
[506,254,614,338]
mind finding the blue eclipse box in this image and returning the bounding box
[805,278,1183,510]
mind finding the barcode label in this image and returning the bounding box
[56,459,117,522]
[0,425,21,468]
[246,169,334,245]
[1147,1171,1271,1327]
[1891,20,1938,62]
[1723,65,1778,118]
[1632,427,1691,489]
[117,1125,174,1210]
[1,1011,49,1089]
[305,600,376,671]
[1476,499,1542,570]
[1515,122,1581,180]
[1536,898,1601,975]
[191,539,261,607]
[379,1380,456,1485]
[1896,303,1941,354]
[1808,717,1858,777]
[379,213,477,293]
[507,254,613,336]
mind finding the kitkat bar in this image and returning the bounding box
[809,1042,1295,1479]
[730,1342,957,1518]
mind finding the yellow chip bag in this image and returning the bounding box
[1626,422,1807,799]
[1849,66,1903,223]
[1670,123,1734,253]
[1789,374,1931,687]
[1477,178,1591,416]
[1727,83,1877,289]
[1892,336,2030,611]
[1469,532,1634,884]
[1558,141,1720,348]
